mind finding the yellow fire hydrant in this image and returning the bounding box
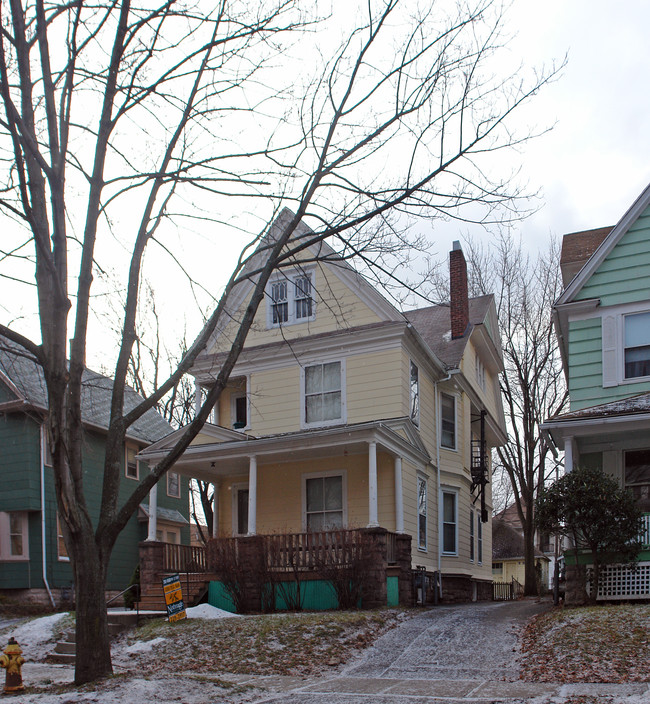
[0,637,25,693]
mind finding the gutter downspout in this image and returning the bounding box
[434,368,461,600]
[40,425,56,609]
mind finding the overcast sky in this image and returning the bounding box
[443,0,650,253]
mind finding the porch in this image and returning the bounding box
[138,526,413,612]
[566,513,650,602]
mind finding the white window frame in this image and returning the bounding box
[417,474,427,551]
[56,514,69,562]
[623,310,650,381]
[469,509,475,562]
[301,359,346,428]
[230,383,249,431]
[475,355,486,391]
[440,392,457,450]
[301,470,347,532]
[410,360,420,427]
[0,512,29,561]
[266,268,316,328]
[440,488,458,556]
[167,471,181,498]
[125,445,139,480]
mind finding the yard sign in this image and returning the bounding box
[162,573,186,622]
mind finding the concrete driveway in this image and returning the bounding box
[244,598,649,703]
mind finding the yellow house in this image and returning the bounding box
[140,209,507,606]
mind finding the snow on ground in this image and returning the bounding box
[121,636,166,654]
[1,612,69,661]
[185,603,239,619]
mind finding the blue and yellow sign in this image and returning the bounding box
[162,573,186,622]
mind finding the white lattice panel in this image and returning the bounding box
[588,562,650,600]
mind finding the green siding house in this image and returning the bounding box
[0,337,189,606]
[541,182,650,601]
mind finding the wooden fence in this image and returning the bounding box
[492,578,524,601]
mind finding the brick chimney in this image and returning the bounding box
[449,241,469,339]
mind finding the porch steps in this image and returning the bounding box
[46,610,164,665]
[137,572,218,611]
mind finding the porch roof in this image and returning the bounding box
[137,417,432,482]
[541,392,650,454]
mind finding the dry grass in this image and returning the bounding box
[520,603,650,683]
[114,609,408,678]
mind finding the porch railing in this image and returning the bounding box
[163,543,207,572]
[641,513,650,548]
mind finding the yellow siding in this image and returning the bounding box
[209,260,383,356]
[346,350,404,424]
[214,451,397,536]
[249,367,300,435]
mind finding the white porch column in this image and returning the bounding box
[394,456,404,533]
[147,481,158,541]
[212,481,219,538]
[368,441,379,527]
[247,456,257,535]
[564,436,575,473]
[194,380,202,417]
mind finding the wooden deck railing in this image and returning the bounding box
[163,543,207,572]
[261,530,368,571]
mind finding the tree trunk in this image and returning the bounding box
[523,507,537,596]
[72,539,112,684]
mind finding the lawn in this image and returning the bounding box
[519,603,650,683]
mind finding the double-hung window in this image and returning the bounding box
[0,512,28,561]
[441,490,457,555]
[469,510,475,562]
[624,448,650,510]
[268,271,315,327]
[410,361,420,426]
[440,393,456,449]
[304,361,343,426]
[304,473,344,531]
[417,475,427,549]
[167,471,181,498]
[624,311,650,379]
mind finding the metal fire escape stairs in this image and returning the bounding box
[471,409,489,523]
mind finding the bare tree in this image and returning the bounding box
[463,232,568,595]
[0,0,559,683]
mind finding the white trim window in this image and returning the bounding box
[303,472,346,531]
[410,361,420,426]
[440,393,456,450]
[417,475,427,550]
[441,490,458,555]
[125,446,139,480]
[231,483,249,536]
[167,471,181,498]
[469,509,475,562]
[267,270,315,328]
[624,311,650,380]
[231,392,248,430]
[57,514,69,562]
[302,360,345,427]
[0,512,29,561]
[475,355,486,391]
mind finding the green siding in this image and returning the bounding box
[0,411,188,593]
[576,208,650,307]
[0,413,42,511]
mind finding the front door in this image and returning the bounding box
[236,487,249,535]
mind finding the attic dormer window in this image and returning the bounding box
[267,270,315,328]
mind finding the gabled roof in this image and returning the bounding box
[492,517,547,561]
[558,182,650,305]
[0,337,172,444]
[404,294,497,369]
